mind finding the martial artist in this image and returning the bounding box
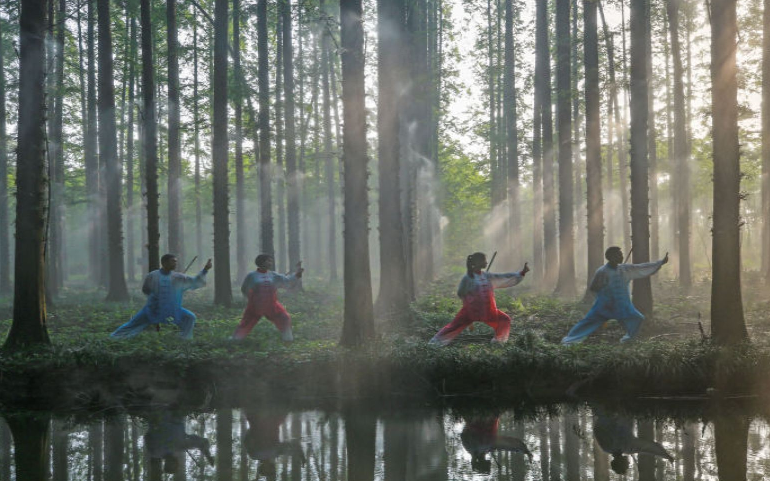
[593,410,674,475]
[460,415,531,474]
[561,247,668,344]
[232,254,303,342]
[111,254,211,339]
[429,252,529,346]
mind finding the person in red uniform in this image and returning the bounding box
[460,415,531,473]
[430,252,529,345]
[232,254,303,342]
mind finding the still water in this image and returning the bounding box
[0,403,761,480]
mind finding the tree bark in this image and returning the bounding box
[377,0,410,318]
[714,415,748,481]
[647,1,659,263]
[0,17,10,293]
[233,0,246,279]
[321,0,338,281]
[48,0,65,296]
[104,417,124,481]
[276,9,286,271]
[710,0,747,344]
[216,410,233,481]
[283,0,301,270]
[86,0,100,281]
[7,414,50,480]
[100,0,130,301]
[167,0,183,261]
[762,0,770,284]
[505,0,520,266]
[193,17,203,262]
[585,0,604,290]
[339,0,375,346]
[667,0,691,288]
[629,0,653,317]
[555,0,576,296]
[126,15,137,282]
[141,0,159,272]
[538,0,558,288]
[4,0,50,349]
[213,0,232,306]
[258,0,273,256]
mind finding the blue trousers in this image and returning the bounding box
[110,308,197,340]
[561,311,644,345]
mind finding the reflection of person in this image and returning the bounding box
[593,410,673,475]
[145,412,214,475]
[460,416,531,474]
[562,247,668,344]
[243,409,305,478]
[111,254,211,339]
[232,255,303,342]
[430,252,529,345]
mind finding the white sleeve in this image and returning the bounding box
[622,260,665,280]
[487,272,525,289]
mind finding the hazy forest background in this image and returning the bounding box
[0,0,763,346]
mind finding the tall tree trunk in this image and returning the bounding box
[216,410,233,481]
[339,0,375,346]
[344,410,376,481]
[258,0,273,256]
[49,0,65,295]
[141,0,159,272]
[0,418,11,480]
[52,420,68,481]
[213,0,232,306]
[505,0,520,266]
[193,17,203,261]
[167,0,183,261]
[276,9,286,271]
[714,415,748,481]
[100,0,129,301]
[762,0,770,284]
[629,0,652,316]
[4,0,50,349]
[549,415,561,480]
[104,417,124,481]
[532,28,544,282]
[0,17,10,293]
[126,15,137,283]
[620,1,631,253]
[564,412,580,481]
[646,3,659,263]
[538,0,558,288]
[377,0,409,317]
[585,0,604,290]
[7,415,50,480]
[233,0,246,279]
[321,0,338,281]
[487,0,497,208]
[555,0,575,296]
[283,0,301,270]
[86,0,100,282]
[710,0,747,344]
[667,0,691,288]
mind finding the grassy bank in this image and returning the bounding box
[0,274,768,409]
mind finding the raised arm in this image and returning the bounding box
[179,259,212,291]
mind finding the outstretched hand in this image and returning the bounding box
[521,262,530,275]
[662,252,669,264]
[204,258,213,271]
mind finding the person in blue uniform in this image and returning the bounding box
[111,254,211,339]
[561,247,668,344]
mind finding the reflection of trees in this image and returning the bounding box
[593,437,609,481]
[383,414,447,481]
[344,409,376,481]
[89,420,103,481]
[0,417,11,480]
[52,419,69,481]
[6,413,50,480]
[564,411,580,481]
[714,415,749,481]
[683,422,696,481]
[104,416,125,481]
[217,409,233,481]
[637,420,655,481]
[539,418,549,480]
[549,414,561,481]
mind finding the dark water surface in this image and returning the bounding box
[0,401,760,480]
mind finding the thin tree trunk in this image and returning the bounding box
[585,0,604,290]
[216,410,233,481]
[538,0,558,288]
[377,0,409,317]
[761,0,770,283]
[213,0,232,306]
[86,0,100,282]
[0,16,10,293]
[126,15,137,283]
[193,17,202,261]
[533,29,544,282]
[167,0,183,261]
[647,1,659,263]
[49,0,65,294]
[629,0,652,316]
[488,0,497,208]
[100,0,129,301]
[258,0,273,256]
[276,9,286,271]
[104,417,125,481]
[5,0,50,349]
[141,0,159,272]
[233,0,246,279]
[555,0,576,296]
[710,0,747,344]
[667,0,691,288]
[321,0,338,281]
[283,0,301,270]
[339,0,375,346]
[620,0,631,253]
[505,0,520,266]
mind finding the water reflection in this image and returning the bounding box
[0,404,766,479]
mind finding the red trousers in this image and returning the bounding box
[431,307,511,345]
[232,301,291,340]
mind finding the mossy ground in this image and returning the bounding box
[0,272,768,408]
